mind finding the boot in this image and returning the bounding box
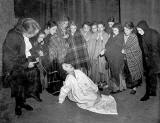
[21,103,33,111]
[15,106,22,116]
[140,94,150,101]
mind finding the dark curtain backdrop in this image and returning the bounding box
[14,0,120,28]
[121,0,160,32]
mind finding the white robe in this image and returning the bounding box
[59,70,118,115]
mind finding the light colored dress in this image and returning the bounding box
[88,31,110,83]
[59,69,118,115]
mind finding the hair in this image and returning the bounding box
[107,17,115,23]
[97,21,105,26]
[45,20,57,28]
[112,23,123,32]
[70,21,77,27]
[58,15,70,22]
[91,21,97,27]
[82,21,91,27]
[15,18,41,35]
[124,21,134,29]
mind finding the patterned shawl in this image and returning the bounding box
[124,33,143,81]
[48,34,68,63]
[64,31,90,70]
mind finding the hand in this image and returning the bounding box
[36,57,40,62]
[121,49,126,54]
[58,100,63,104]
[28,62,37,68]
[100,49,105,56]
[39,50,44,56]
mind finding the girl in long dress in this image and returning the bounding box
[89,22,109,84]
[58,63,118,115]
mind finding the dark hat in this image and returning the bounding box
[137,20,149,32]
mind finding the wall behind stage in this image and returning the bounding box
[120,0,160,32]
[14,0,120,28]
[0,0,17,80]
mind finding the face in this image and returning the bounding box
[24,29,39,38]
[61,21,69,29]
[62,63,74,73]
[98,24,105,32]
[49,26,57,35]
[70,25,77,33]
[112,28,119,36]
[91,25,97,33]
[108,22,114,28]
[38,34,45,43]
[124,27,133,35]
[44,28,50,35]
[83,24,90,32]
[137,27,144,35]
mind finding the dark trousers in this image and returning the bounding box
[145,72,157,95]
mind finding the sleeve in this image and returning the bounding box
[58,76,72,103]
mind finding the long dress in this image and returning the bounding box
[88,31,109,83]
[105,33,126,91]
[59,69,118,115]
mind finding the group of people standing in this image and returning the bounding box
[2,16,160,116]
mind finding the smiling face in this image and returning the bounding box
[83,24,90,32]
[91,25,97,33]
[49,26,57,35]
[62,63,74,74]
[108,22,114,28]
[112,27,119,36]
[124,27,133,36]
[98,24,105,32]
[70,25,77,34]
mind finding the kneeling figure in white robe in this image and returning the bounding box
[59,63,118,115]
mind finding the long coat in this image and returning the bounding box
[2,28,41,98]
[105,33,124,86]
[137,21,160,75]
[123,33,143,82]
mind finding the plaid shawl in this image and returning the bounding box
[48,34,68,63]
[64,31,90,70]
[124,33,143,81]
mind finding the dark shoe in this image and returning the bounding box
[140,94,149,101]
[21,103,33,111]
[15,106,22,116]
[150,92,156,96]
[30,93,42,102]
[130,90,136,95]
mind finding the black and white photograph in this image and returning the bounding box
[0,0,160,123]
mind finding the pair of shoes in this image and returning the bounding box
[130,90,136,95]
[15,106,22,116]
[21,103,33,111]
[30,93,42,102]
[140,94,149,101]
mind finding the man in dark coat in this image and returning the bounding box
[137,20,160,101]
[2,18,42,115]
